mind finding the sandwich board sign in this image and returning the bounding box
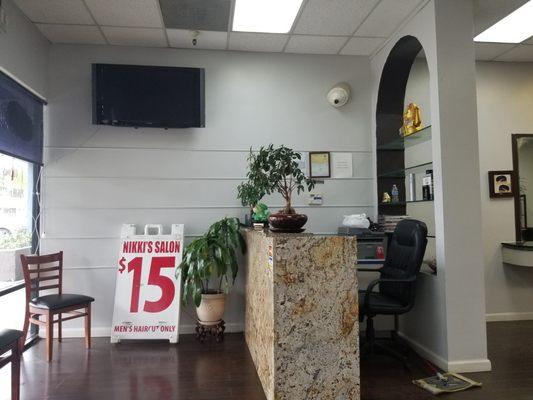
[111,224,183,344]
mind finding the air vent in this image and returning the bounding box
[159,0,232,32]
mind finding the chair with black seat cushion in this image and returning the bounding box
[358,219,427,359]
[0,329,23,400]
[20,252,94,362]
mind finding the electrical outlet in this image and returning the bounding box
[308,193,323,205]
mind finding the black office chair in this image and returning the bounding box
[358,219,427,360]
[0,329,23,400]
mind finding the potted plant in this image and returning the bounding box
[237,181,266,226]
[244,144,315,232]
[176,217,245,325]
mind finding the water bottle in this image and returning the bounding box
[391,184,399,203]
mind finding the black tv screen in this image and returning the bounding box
[92,64,205,128]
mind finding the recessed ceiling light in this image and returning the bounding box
[232,0,304,34]
[475,1,533,43]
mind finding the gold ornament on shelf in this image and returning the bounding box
[382,192,391,203]
[401,102,422,137]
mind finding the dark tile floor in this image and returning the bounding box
[1,321,532,399]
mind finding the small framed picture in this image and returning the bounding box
[488,170,514,198]
[309,152,331,178]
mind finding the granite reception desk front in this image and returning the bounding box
[244,229,359,400]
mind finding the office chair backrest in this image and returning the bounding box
[380,219,428,304]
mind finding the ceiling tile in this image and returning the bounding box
[13,0,94,24]
[84,0,163,28]
[102,27,167,47]
[473,0,528,37]
[355,0,422,37]
[494,44,533,62]
[229,33,288,53]
[285,35,347,55]
[475,42,516,61]
[167,29,227,50]
[340,36,383,56]
[36,24,106,44]
[159,0,231,32]
[294,0,379,36]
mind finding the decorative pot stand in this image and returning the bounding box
[195,320,225,343]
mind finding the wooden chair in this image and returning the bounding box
[0,329,23,400]
[20,251,94,362]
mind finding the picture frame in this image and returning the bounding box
[309,152,331,178]
[488,170,514,198]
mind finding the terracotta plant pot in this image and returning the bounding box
[268,212,308,232]
[196,292,226,325]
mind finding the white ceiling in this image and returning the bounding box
[11,0,533,61]
[472,0,533,62]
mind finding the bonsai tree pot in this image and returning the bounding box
[196,292,226,325]
[268,212,308,232]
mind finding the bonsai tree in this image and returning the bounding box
[246,144,315,214]
[177,217,245,307]
[237,181,265,221]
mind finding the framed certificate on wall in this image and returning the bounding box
[309,152,331,178]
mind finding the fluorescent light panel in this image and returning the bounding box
[475,0,533,43]
[232,0,304,34]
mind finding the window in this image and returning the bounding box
[0,71,44,343]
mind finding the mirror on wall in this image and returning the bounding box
[513,134,533,241]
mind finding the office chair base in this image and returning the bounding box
[360,316,412,370]
[361,338,411,367]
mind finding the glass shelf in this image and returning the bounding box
[379,202,406,206]
[378,161,433,178]
[406,199,433,204]
[377,125,432,151]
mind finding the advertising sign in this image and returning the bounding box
[111,224,183,343]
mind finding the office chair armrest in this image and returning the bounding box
[364,276,417,309]
[366,275,417,291]
[357,267,383,273]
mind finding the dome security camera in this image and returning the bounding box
[326,82,351,108]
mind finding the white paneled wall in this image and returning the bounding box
[0,0,49,98]
[42,45,373,335]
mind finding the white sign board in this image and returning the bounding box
[331,152,353,178]
[111,224,183,343]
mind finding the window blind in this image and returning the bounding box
[0,71,44,165]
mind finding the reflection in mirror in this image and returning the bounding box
[513,134,533,241]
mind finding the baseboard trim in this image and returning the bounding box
[397,331,448,371]
[447,358,492,373]
[486,312,533,322]
[38,323,244,339]
[397,332,492,373]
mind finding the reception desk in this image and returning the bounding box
[244,229,359,400]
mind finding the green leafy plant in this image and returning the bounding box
[177,217,246,307]
[0,229,31,250]
[237,181,265,214]
[245,144,315,214]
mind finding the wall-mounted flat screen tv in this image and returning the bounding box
[92,63,205,128]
